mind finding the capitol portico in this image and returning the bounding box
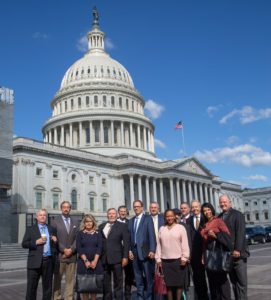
[11,8,244,242]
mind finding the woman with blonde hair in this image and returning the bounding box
[76,214,103,300]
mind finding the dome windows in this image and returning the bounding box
[111,96,115,107]
[78,97,82,109]
[94,95,98,107]
[71,99,74,110]
[103,95,107,107]
[119,97,122,108]
[86,96,90,107]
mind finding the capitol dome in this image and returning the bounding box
[42,8,155,159]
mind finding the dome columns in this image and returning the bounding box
[44,119,154,153]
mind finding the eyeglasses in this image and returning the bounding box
[133,206,142,208]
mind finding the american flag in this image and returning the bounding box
[175,121,183,129]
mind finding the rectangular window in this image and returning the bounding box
[36,192,42,209]
[102,178,106,185]
[254,201,258,206]
[245,202,248,206]
[119,97,122,108]
[263,200,267,205]
[102,198,107,212]
[36,168,42,176]
[71,99,74,109]
[103,96,107,107]
[246,214,250,221]
[53,170,59,179]
[255,213,259,220]
[86,96,90,107]
[89,176,94,184]
[86,128,90,144]
[90,197,94,211]
[65,101,67,112]
[53,193,59,210]
[264,212,269,220]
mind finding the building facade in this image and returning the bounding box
[11,9,244,242]
[243,187,271,225]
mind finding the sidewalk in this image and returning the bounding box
[0,260,26,272]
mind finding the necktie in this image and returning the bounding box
[107,223,113,238]
[65,218,70,233]
[41,225,49,254]
[195,217,200,230]
[134,217,139,244]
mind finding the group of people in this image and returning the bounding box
[22,194,249,300]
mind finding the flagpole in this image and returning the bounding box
[181,126,186,156]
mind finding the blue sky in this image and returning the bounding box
[1,0,271,188]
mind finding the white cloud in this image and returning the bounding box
[244,174,268,182]
[194,144,271,167]
[220,106,271,125]
[105,37,115,50]
[32,32,49,39]
[144,99,165,120]
[76,35,88,52]
[206,105,222,117]
[226,135,239,145]
[249,137,257,144]
[154,139,166,149]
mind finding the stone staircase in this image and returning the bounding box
[0,243,28,261]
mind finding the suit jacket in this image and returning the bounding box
[157,214,164,229]
[99,221,130,265]
[129,214,156,261]
[188,214,205,260]
[22,224,57,269]
[218,208,249,259]
[51,215,79,263]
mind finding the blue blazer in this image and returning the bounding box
[129,214,156,261]
[157,214,164,229]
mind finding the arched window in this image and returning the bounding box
[34,185,45,209]
[71,99,74,110]
[119,97,122,108]
[94,95,98,107]
[71,189,77,210]
[101,193,109,212]
[126,99,129,110]
[89,192,97,211]
[103,95,107,107]
[104,126,109,144]
[86,96,90,107]
[111,96,115,107]
[78,97,81,109]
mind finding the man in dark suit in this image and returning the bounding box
[51,201,79,300]
[117,205,134,300]
[128,200,156,300]
[22,208,57,300]
[188,200,209,300]
[100,207,130,300]
[219,194,249,300]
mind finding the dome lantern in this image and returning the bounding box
[87,7,105,53]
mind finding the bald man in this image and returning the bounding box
[218,195,249,300]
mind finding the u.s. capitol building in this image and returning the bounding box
[11,9,244,241]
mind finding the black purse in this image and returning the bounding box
[76,273,104,293]
[204,241,233,273]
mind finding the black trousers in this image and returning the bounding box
[124,260,134,300]
[190,259,209,300]
[229,258,247,300]
[103,262,123,300]
[26,257,53,300]
[207,270,231,300]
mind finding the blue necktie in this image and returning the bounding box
[41,225,49,255]
[134,217,139,244]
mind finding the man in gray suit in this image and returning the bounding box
[51,201,79,300]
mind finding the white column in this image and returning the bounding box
[182,180,187,203]
[121,121,124,146]
[153,178,157,201]
[49,130,52,143]
[60,125,64,146]
[89,121,93,146]
[147,129,151,151]
[138,175,142,200]
[204,184,208,202]
[100,120,104,146]
[151,132,155,152]
[194,182,198,200]
[199,183,204,203]
[159,178,165,212]
[69,123,73,147]
[54,128,58,144]
[176,179,181,207]
[111,121,114,146]
[146,177,150,209]
[188,181,192,203]
[129,174,134,205]
[79,122,83,147]
[137,124,141,148]
[169,177,174,208]
[129,123,133,147]
[143,127,147,150]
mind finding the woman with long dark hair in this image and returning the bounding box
[200,202,233,300]
[155,209,190,300]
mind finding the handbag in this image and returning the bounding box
[154,264,167,296]
[76,273,104,293]
[204,241,233,273]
